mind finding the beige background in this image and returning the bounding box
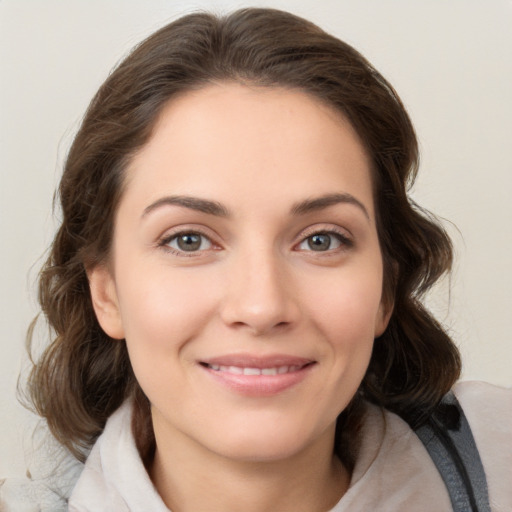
[1,0,511,477]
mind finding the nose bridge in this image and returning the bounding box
[220,240,297,334]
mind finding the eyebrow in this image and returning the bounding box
[142,195,230,218]
[291,193,370,219]
[142,192,369,220]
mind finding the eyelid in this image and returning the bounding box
[157,225,221,256]
[293,224,354,251]
[297,223,352,240]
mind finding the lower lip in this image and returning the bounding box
[200,363,315,397]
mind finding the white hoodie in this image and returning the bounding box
[68,381,512,512]
[2,382,510,511]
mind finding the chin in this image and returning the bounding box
[206,420,331,464]
[217,440,308,463]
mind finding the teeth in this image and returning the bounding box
[207,364,303,375]
[243,367,261,375]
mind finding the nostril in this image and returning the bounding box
[220,286,299,335]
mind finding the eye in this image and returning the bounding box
[163,232,213,253]
[297,231,350,252]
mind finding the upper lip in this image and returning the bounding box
[199,353,315,369]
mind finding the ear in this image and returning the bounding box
[88,265,125,340]
[375,259,398,338]
[374,300,394,338]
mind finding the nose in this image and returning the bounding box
[219,248,299,336]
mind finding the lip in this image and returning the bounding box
[198,353,316,397]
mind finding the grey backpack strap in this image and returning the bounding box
[413,391,491,512]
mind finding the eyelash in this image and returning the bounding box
[158,227,353,257]
[158,229,216,257]
[295,227,353,254]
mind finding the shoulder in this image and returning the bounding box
[452,380,512,438]
[0,426,83,512]
[453,379,511,405]
[453,380,512,511]
[69,401,133,512]
[337,402,453,511]
[69,400,169,512]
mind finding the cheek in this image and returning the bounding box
[116,268,224,411]
[114,265,219,370]
[303,265,383,375]
[292,270,382,423]
[307,265,384,336]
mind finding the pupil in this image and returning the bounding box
[177,234,201,251]
[308,234,330,251]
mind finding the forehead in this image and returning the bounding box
[122,83,375,218]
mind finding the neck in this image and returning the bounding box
[150,424,349,512]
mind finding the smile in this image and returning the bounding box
[199,355,316,396]
[205,364,305,375]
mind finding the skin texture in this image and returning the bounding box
[89,84,391,511]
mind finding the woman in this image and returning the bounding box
[11,7,511,511]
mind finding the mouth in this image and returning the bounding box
[200,362,311,376]
[198,354,316,396]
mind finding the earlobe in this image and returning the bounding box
[88,265,125,340]
[374,301,393,338]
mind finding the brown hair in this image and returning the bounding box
[26,8,460,468]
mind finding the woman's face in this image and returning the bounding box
[90,84,390,463]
